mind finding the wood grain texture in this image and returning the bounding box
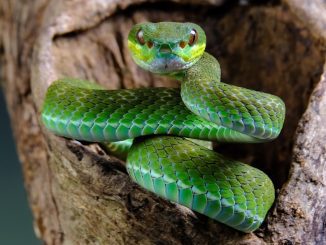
[0,0,325,243]
[285,0,326,40]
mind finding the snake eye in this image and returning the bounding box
[136,29,145,45]
[188,29,198,46]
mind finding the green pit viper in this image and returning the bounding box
[41,22,285,233]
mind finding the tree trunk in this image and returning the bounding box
[1,0,325,244]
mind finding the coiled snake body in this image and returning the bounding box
[42,22,285,232]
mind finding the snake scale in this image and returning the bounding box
[41,22,285,232]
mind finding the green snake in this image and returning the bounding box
[41,22,285,233]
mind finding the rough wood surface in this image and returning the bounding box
[0,0,325,244]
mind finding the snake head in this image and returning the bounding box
[128,22,206,74]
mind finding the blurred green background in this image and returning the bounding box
[0,90,40,244]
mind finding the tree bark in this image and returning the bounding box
[0,0,325,244]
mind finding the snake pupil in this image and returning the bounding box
[188,29,198,46]
[136,29,145,45]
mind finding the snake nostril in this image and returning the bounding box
[179,41,186,49]
[147,41,154,48]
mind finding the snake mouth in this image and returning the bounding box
[159,44,173,54]
[148,55,191,74]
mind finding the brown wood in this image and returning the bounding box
[0,0,325,244]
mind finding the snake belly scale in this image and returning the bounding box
[41,22,285,232]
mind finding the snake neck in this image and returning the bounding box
[183,52,221,83]
[167,52,221,83]
[179,52,285,140]
[178,52,225,129]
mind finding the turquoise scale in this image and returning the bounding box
[42,79,262,144]
[126,136,275,233]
